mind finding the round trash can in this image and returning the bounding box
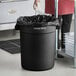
[15,15,57,71]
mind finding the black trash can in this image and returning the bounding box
[15,15,58,71]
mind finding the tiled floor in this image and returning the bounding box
[0,48,76,76]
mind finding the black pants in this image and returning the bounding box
[58,14,73,49]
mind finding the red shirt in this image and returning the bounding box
[45,0,74,15]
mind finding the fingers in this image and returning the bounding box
[33,1,38,10]
[33,0,40,10]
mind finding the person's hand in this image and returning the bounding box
[33,0,40,10]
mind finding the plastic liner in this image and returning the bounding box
[15,15,58,30]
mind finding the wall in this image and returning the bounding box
[40,0,45,13]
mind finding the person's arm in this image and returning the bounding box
[33,0,40,10]
[34,0,40,4]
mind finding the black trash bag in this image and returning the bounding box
[15,15,56,30]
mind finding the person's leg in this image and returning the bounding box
[57,16,65,58]
[61,14,73,49]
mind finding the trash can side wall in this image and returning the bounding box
[20,27,56,70]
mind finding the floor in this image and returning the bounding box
[0,20,76,76]
[0,48,76,76]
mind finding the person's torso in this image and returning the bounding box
[45,0,74,15]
